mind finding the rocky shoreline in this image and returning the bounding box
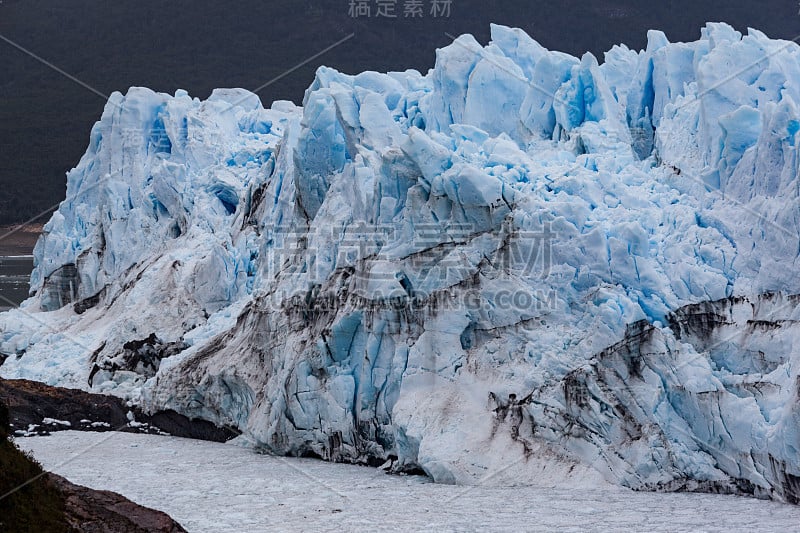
[0,378,240,441]
[0,394,187,532]
[46,472,187,532]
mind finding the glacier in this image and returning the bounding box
[2,22,800,502]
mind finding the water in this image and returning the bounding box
[17,431,800,532]
[0,255,33,311]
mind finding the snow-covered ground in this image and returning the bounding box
[17,431,800,532]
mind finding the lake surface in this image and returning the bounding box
[18,431,800,533]
[0,255,33,311]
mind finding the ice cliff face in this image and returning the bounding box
[2,23,800,501]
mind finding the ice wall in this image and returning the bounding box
[2,23,800,501]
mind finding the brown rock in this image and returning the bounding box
[48,473,187,533]
[0,378,239,441]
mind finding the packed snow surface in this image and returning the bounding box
[3,23,800,501]
[18,431,800,532]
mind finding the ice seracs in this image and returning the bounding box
[2,23,800,502]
